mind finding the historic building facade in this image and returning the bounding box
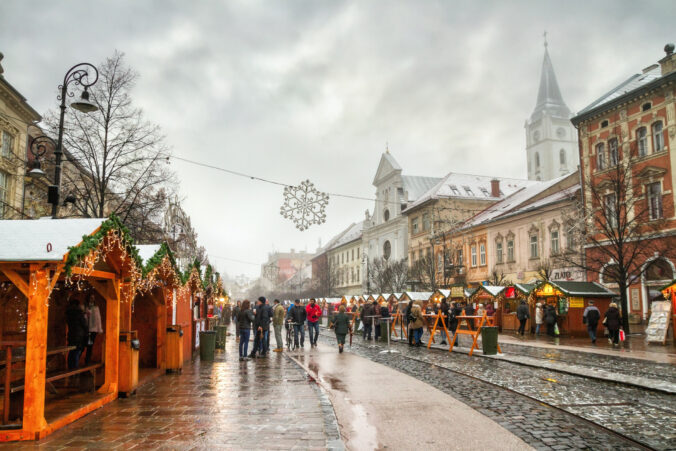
[361,151,440,288]
[326,221,364,296]
[525,43,578,181]
[571,44,676,321]
[0,56,41,219]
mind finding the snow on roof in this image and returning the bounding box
[478,285,506,297]
[402,176,443,202]
[577,65,662,116]
[389,292,403,300]
[328,221,364,250]
[136,244,162,265]
[403,291,433,301]
[405,172,536,212]
[463,173,578,228]
[0,218,105,262]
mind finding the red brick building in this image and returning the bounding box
[571,44,676,323]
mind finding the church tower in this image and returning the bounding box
[525,38,578,181]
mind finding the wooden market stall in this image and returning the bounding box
[532,281,617,337]
[658,281,676,344]
[0,217,140,441]
[498,284,535,332]
[469,285,505,327]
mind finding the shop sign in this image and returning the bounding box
[551,267,585,281]
[450,286,464,298]
[631,288,640,311]
[569,297,584,308]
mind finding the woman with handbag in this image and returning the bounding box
[604,302,622,346]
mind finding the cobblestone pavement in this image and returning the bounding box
[14,337,341,450]
[321,331,676,450]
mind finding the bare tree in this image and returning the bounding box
[410,255,439,291]
[313,257,338,297]
[45,51,175,238]
[561,133,674,332]
[368,257,408,293]
[389,258,409,292]
[489,267,510,286]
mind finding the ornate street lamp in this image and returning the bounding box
[49,63,98,217]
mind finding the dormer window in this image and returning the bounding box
[479,187,490,197]
[449,185,460,196]
[601,120,609,128]
[463,186,474,196]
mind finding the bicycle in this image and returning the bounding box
[286,321,298,351]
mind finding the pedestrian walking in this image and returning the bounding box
[464,302,475,331]
[66,299,88,370]
[379,300,390,340]
[306,298,322,347]
[237,300,254,361]
[272,299,285,352]
[409,304,424,346]
[534,303,543,336]
[291,300,307,348]
[361,299,375,340]
[582,300,601,344]
[449,301,461,338]
[262,298,273,354]
[373,300,381,340]
[250,297,269,358]
[333,305,351,353]
[516,300,530,336]
[544,304,557,337]
[604,302,622,346]
[439,298,450,345]
[233,301,241,342]
[405,300,414,346]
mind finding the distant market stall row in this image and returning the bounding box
[0,216,225,442]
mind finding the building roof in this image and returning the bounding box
[328,221,364,250]
[401,176,443,202]
[475,285,505,297]
[405,172,536,213]
[462,172,578,229]
[136,244,162,265]
[575,64,662,118]
[515,283,537,295]
[546,281,617,297]
[0,218,105,261]
[531,46,571,121]
[403,291,433,301]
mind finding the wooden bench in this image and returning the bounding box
[10,363,103,395]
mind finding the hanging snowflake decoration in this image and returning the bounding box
[280,179,329,231]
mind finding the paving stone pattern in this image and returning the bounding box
[15,338,340,450]
[496,341,676,385]
[321,331,675,450]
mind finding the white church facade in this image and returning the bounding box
[525,44,578,181]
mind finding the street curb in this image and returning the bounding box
[284,353,346,451]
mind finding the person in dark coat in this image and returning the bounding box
[290,300,307,348]
[516,300,530,336]
[405,300,414,345]
[232,301,241,342]
[583,300,601,344]
[448,302,461,338]
[464,302,475,330]
[66,299,88,370]
[604,302,622,346]
[544,304,557,336]
[361,301,375,340]
[439,298,450,345]
[332,305,351,353]
[379,301,390,340]
[249,298,269,358]
[237,300,255,361]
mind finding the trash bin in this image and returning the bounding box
[119,330,139,396]
[166,325,184,373]
[481,326,499,355]
[380,320,389,341]
[199,330,216,361]
[215,325,227,349]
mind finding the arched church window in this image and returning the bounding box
[645,258,673,281]
[535,152,540,168]
[383,209,390,222]
[383,241,391,260]
[559,149,566,167]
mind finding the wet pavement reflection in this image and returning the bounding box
[15,336,339,450]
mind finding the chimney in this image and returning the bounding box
[490,179,500,197]
[659,43,676,76]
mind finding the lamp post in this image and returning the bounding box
[50,63,98,218]
[362,252,370,294]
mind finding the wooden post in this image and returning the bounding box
[98,279,121,394]
[22,266,49,437]
[157,303,166,370]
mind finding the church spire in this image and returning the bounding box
[531,38,570,120]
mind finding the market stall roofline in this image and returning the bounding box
[536,280,617,297]
[0,218,105,262]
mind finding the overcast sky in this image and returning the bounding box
[1,1,674,280]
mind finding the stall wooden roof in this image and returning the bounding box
[0,218,105,262]
[538,281,617,298]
